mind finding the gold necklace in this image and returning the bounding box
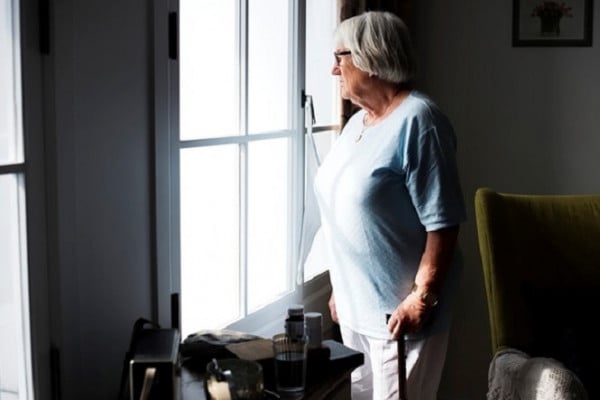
[355,114,370,142]
[356,89,409,143]
[355,124,368,142]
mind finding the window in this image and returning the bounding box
[0,0,34,398]
[162,0,339,338]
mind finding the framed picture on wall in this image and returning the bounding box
[513,0,593,46]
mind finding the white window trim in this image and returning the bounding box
[153,0,311,335]
[2,0,52,398]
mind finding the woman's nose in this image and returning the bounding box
[331,64,341,75]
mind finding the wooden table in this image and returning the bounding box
[180,340,363,399]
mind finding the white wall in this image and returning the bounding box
[412,1,600,399]
[44,0,155,399]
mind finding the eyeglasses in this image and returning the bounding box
[333,50,352,65]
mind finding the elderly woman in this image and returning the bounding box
[313,11,466,400]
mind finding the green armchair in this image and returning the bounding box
[475,188,600,400]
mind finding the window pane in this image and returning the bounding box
[248,0,289,133]
[0,0,23,165]
[0,174,31,400]
[306,0,339,127]
[247,138,290,311]
[180,146,240,336]
[180,1,238,140]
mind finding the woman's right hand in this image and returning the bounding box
[328,293,339,323]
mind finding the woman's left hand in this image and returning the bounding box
[386,292,432,339]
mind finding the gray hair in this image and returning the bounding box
[334,11,416,84]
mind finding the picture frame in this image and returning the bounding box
[513,0,593,46]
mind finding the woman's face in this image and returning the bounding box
[332,49,370,103]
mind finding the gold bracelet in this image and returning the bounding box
[411,282,439,308]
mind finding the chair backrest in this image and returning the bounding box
[474,188,600,397]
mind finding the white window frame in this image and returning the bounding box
[1,0,51,398]
[153,0,308,335]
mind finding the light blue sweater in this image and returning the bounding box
[314,91,466,339]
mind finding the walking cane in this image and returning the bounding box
[387,314,408,400]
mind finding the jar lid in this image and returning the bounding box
[287,304,304,316]
[304,312,322,326]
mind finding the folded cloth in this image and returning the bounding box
[487,348,529,400]
[180,329,263,367]
[517,357,589,400]
[487,348,589,400]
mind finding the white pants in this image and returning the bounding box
[340,325,450,400]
